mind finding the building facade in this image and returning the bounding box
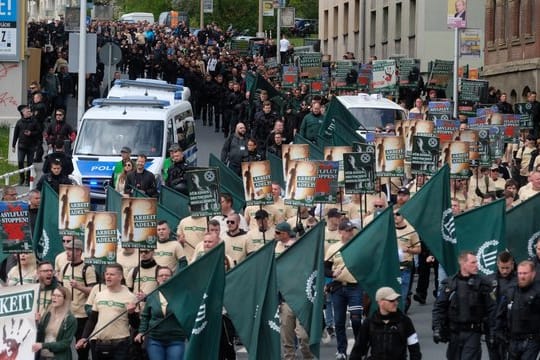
[318,0,485,73]
[482,0,539,102]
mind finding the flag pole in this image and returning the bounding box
[17,254,23,285]
[71,239,75,300]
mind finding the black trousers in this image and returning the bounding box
[447,331,482,360]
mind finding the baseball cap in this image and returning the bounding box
[375,287,401,302]
[397,187,410,195]
[254,209,269,220]
[338,220,356,231]
[120,146,132,153]
[67,239,84,250]
[168,144,182,152]
[327,208,344,218]
[17,104,29,113]
[490,163,499,171]
[275,222,294,236]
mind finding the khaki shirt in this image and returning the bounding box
[61,262,97,318]
[154,240,185,272]
[91,286,137,340]
[325,242,357,284]
[176,216,207,259]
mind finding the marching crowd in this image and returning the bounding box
[2,16,540,360]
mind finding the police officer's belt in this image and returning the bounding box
[511,333,540,341]
[454,322,483,332]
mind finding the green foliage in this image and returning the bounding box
[0,126,18,174]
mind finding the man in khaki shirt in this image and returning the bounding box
[176,214,207,259]
[155,220,186,272]
[394,209,421,311]
[324,220,363,359]
[61,239,97,360]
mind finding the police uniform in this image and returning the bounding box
[432,273,496,359]
[496,281,540,359]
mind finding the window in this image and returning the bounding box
[344,2,349,34]
[395,3,402,39]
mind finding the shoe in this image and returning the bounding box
[336,352,347,359]
[208,122,213,126]
[34,159,43,163]
[321,329,331,344]
[413,293,426,305]
[327,326,335,337]
[215,128,219,132]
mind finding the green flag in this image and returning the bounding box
[399,164,459,275]
[32,182,62,262]
[160,186,190,219]
[340,207,402,309]
[224,241,280,360]
[276,222,325,357]
[505,193,540,262]
[208,154,245,213]
[159,242,225,359]
[456,199,506,276]
[318,97,365,146]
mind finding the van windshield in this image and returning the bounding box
[348,108,406,130]
[74,119,164,157]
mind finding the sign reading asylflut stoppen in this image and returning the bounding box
[1,201,32,253]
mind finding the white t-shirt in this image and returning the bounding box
[280,38,290,52]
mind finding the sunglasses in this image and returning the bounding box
[226,220,236,224]
[373,205,384,208]
[62,240,71,243]
[394,212,401,217]
[275,231,282,235]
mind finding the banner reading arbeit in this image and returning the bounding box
[58,185,90,236]
[121,198,157,249]
[84,211,118,265]
[374,136,405,177]
[0,284,40,360]
[284,160,317,207]
[313,161,339,203]
[186,168,222,218]
[343,152,376,194]
[1,201,32,254]
[241,160,274,207]
[452,129,479,168]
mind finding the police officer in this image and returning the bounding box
[432,251,496,359]
[350,287,422,360]
[486,251,517,360]
[496,260,540,360]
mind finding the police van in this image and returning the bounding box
[70,93,196,200]
[337,93,407,135]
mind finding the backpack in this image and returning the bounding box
[62,262,97,287]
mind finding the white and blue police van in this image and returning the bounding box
[70,92,197,201]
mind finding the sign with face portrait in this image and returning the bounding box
[343,152,376,194]
[186,168,222,217]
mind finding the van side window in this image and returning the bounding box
[167,118,175,150]
[175,109,195,151]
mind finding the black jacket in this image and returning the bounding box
[350,309,421,360]
[125,169,157,197]
[36,172,72,193]
[43,152,74,176]
[13,116,40,149]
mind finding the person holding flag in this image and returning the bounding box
[76,263,138,360]
[325,220,363,360]
[134,266,187,360]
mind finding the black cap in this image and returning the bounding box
[527,134,537,141]
[327,208,344,218]
[397,187,410,195]
[17,104,29,113]
[120,146,132,153]
[254,209,269,220]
